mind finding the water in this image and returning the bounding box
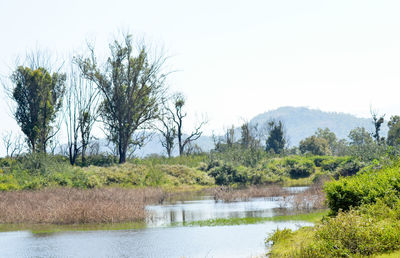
[147,197,288,227]
[0,189,313,258]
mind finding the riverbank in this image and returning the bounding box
[267,160,400,257]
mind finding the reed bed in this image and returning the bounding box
[205,185,290,202]
[279,184,326,210]
[0,187,165,224]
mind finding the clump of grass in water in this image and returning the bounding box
[172,210,328,227]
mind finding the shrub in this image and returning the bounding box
[208,163,249,185]
[324,162,400,214]
[285,157,315,179]
[320,157,347,172]
[300,202,400,256]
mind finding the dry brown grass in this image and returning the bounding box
[205,185,290,202]
[0,187,165,224]
[279,183,327,210]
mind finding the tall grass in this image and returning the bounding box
[0,187,165,224]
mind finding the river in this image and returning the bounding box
[0,187,312,258]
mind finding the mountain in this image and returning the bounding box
[250,106,387,146]
[84,107,387,157]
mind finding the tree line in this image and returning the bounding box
[3,34,206,164]
[213,110,400,162]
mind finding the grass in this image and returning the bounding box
[267,227,316,257]
[0,221,147,234]
[173,210,328,227]
[0,187,166,224]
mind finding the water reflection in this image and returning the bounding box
[146,196,299,227]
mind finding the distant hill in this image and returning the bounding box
[84,107,387,157]
[250,106,387,146]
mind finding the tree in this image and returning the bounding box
[165,93,207,156]
[76,34,167,163]
[156,98,177,157]
[2,131,25,158]
[299,135,331,155]
[387,116,400,146]
[64,67,99,165]
[265,120,286,154]
[371,110,385,145]
[240,122,260,150]
[10,66,65,153]
[348,127,373,146]
[315,128,339,154]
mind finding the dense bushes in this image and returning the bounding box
[269,200,400,257]
[324,161,400,214]
[269,159,400,257]
[0,155,215,191]
[0,153,365,190]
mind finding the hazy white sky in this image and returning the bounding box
[1,0,400,139]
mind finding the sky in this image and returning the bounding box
[0,0,400,143]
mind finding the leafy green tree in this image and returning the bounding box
[240,122,260,150]
[11,66,65,153]
[348,127,373,146]
[387,116,400,146]
[315,128,337,151]
[265,120,286,154]
[371,110,385,145]
[299,135,331,155]
[76,34,166,163]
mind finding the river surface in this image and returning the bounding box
[0,187,312,258]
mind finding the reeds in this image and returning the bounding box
[0,187,165,224]
[206,185,290,202]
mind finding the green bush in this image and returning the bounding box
[285,157,315,178]
[320,157,348,172]
[324,161,400,214]
[297,201,400,257]
[208,163,249,185]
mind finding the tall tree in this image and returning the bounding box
[76,34,167,163]
[371,110,385,145]
[11,66,65,153]
[240,122,260,150]
[164,93,207,156]
[348,127,374,146]
[299,135,331,155]
[64,66,99,165]
[387,115,400,147]
[156,98,177,157]
[265,120,286,154]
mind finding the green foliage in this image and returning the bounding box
[284,156,315,178]
[267,228,294,245]
[320,156,348,172]
[269,200,400,257]
[208,163,249,185]
[265,120,286,154]
[388,116,400,147]
[299,136,331,156]
[348,127,374,146]
[11,66,65,152]
[77,34,166,163]
[324,161,400,214]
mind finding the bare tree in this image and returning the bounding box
[164,93,207,156]
[156,98,177,157]
[2,131,25,158]
[64,63,100,165]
